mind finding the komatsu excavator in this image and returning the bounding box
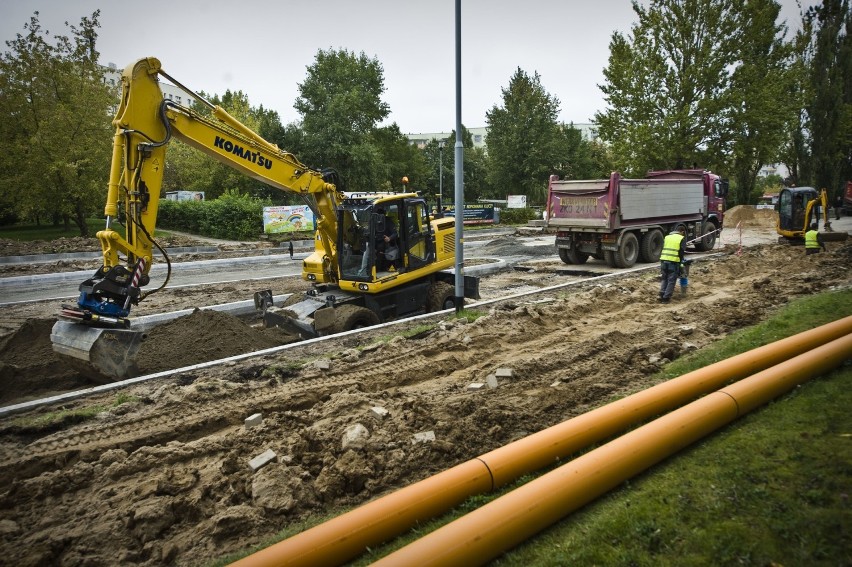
[50,57,477,383]
[776,186,847,243]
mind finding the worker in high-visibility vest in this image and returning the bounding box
[805,223,825,255]
[659,226,686,303]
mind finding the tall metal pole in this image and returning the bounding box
[453,0,464,312]
[438,140,444,208]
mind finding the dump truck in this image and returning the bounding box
[546,169,728,268]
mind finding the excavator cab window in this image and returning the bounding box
[401,199,435,268]
[338,204,374,280]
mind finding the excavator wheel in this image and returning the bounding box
[331,304,380,333]
[427,281,455,312]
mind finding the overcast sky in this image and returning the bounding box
[2,1,807,134]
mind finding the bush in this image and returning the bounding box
[157,191,269,240]
[498,207,540,225]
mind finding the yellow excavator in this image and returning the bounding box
[51,57,477,383]
[775,186,847,243]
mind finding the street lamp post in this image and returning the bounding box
[438,140,445,209]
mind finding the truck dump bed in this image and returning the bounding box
[547,174,706,229]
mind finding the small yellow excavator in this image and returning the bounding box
[50,57,477,383]
[776,186,848,243]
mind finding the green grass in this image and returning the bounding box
[0,219,106,241]
[219,289,852,566]
[10,393,140,430]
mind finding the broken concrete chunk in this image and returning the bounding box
[342,423,370,449]
[412,431,436,444]
[249,449,277,472]
[370,406,389,420]
[495,368,514,379]
[486,374,499,389]
[244,413,262,429]
[467,383,485,391]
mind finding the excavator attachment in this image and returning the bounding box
[50,321,146,384]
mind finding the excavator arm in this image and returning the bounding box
[53,57,343,381]
[72,57,342,324]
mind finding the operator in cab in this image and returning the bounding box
[375,207,399,271]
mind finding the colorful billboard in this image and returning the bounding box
[263,205,315,234]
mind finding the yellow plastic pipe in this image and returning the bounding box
[374,332,852,566]
[232,316,852,567]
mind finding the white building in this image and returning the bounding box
[103,62,189,106]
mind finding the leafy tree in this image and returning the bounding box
[803,0,852,200]
[560,124,615,180]
[485,68,569,204]
[370,123,429,193]
[0,11,114,235]
[595,0,740,175]
[726,0,793,205]
[441,126,491,204]
[295,48,390,192]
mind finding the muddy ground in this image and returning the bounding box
[0,209,850,566]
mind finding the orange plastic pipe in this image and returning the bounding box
[374,332,852,566]
[232,316,852,567]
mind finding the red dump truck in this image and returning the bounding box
[546,169,728,268]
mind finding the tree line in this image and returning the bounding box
[0,1,849,237]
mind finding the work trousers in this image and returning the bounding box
[660,261,679,300]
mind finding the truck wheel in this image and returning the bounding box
[332,304,380,333]
[558,248,573,264]
[614,232,639,268]
[604,250,617,267]
[567,249,589,264]
[693,221,717,251]
[427,281,455,312]
[640,229,664,262]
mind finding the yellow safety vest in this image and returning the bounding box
[660,233,684,263]
[805,229,820,249]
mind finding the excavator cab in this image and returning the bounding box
[776,186,847,243]
[336,197,436,281]
[777,187,820,235]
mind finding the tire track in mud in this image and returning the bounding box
[0,372,365,480]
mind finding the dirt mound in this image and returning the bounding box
[0,234,217,257]
[479,235,555,256]
[0,318,86,405]
[0,310,300,402]
[135,309,299,374]
[725,205,778,228]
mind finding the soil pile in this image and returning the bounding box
[0,319,86,405]
[134,309,300,374]
[725,205,778,228]
[0,239,849,566]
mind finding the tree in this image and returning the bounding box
[726,0,793,205]
[440,126,491,203]
[485,68,569,204]
[295,48,390,192]
[595,0,740,175]
[803,0,852,200]
[370,123,428,193]
[0,11,114,235]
